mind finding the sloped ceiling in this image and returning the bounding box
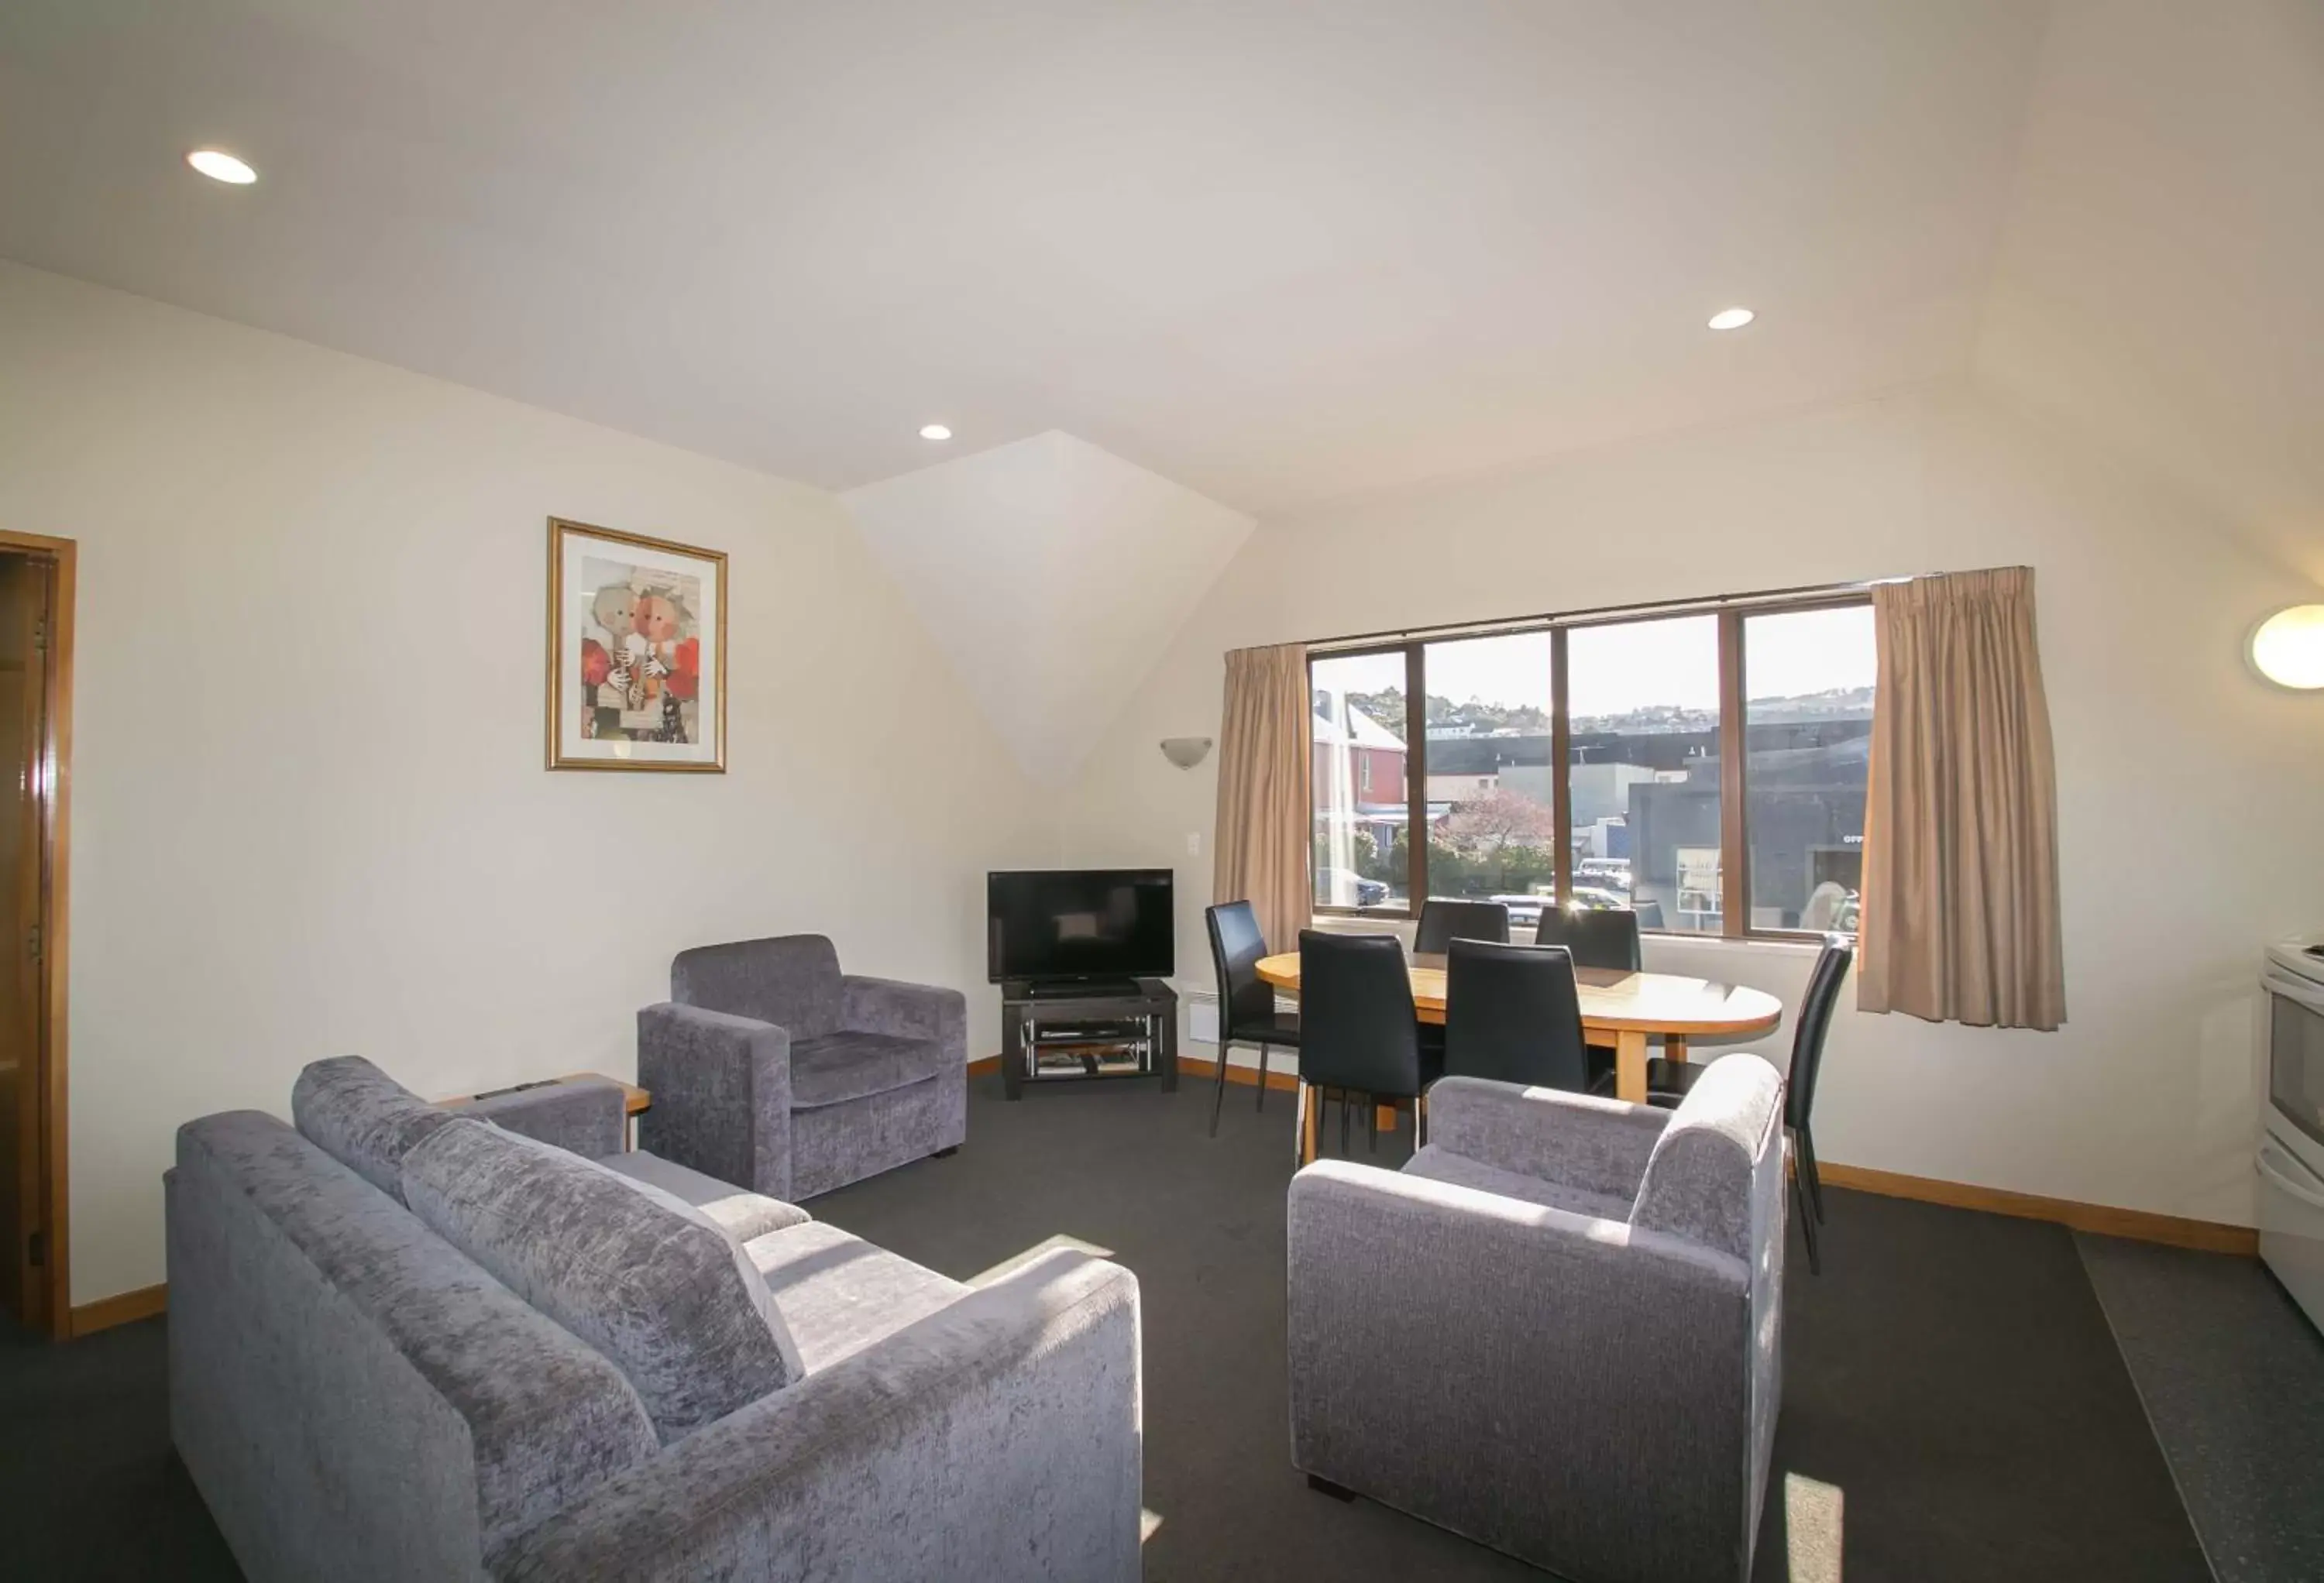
[1971,0,2324,565]
[0,0,2044,516]
[840,432,1253,778]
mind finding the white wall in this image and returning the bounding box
[0,262,1048,1304]
[1060,381,2324,1228]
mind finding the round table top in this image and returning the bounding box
[1253,949,1783,1037]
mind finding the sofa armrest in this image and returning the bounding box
[1425,1074,1669,1200]
[637,1003,794,1200]
[841,974,967,1058]
[495,1249,1143,1583]
[449,1077,626,1159]
[1287,1161,1760,1581]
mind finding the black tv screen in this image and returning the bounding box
[987,869,1175,983]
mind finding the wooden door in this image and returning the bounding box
[0,555,50,1327]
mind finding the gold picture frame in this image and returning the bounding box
[546,517,727,771]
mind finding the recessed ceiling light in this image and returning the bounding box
[1707,307,1755,331]
[919,424,952,441]
[186,149,257,185]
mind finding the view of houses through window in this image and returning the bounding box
[1309,598,1875,939]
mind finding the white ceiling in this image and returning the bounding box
[841,431,1252,777]
[2,0,2050,515]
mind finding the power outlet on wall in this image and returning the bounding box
[1185,832,1202,855]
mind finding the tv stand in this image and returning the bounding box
[1023,977,1143,1000]
[998,977,1178,1100]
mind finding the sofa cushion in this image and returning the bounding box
[291,1056,459,1204]
[594,1149,810,1242]
[672,934,844,1040]
[401,1118,803,1444]
[789,1030,948,1109]
[1402,1144,1636,1223]
[744,1221,968,1372]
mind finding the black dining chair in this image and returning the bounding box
[1294,930,1425,1167]
[1442,939,1599,1094]
[1413,898,1511,955]
[1633,899,1666,932]
[1646,935,1852,1273]
[1532,905,1643,971]
[1205,901,1301,1138]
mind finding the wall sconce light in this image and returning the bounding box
[1159,737,1213,769]
[2250,605,2324,690]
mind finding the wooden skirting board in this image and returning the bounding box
[68,1282,167,1337]
[1814,1162,2258,1257]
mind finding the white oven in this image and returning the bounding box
[2259,937,2324,1331]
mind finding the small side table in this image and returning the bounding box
[997,979,1179,1100]
[440,1073,652,1151]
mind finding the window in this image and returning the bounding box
[1422,632,1556,932]
[1567,614,1721,932]
[1306,589,1873,940]
[1310,649,1411,912]
[1743,606,1875,931]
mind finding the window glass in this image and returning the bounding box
[1310,651,1408,911]
[1565,615,1722,932]
[1744,606,1875,932]
[1419,633,1556,932]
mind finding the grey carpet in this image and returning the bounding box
[0,1072,2217,1581]
[2077,1231,2324,1583]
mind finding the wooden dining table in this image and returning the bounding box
[1253,950,1783,1105]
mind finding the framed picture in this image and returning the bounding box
[546,517,727,771]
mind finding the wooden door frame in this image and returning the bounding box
[0,529,73,1338]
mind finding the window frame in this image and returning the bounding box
[1305,585,1873,943]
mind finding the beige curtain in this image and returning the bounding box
[1858,567,2065,1029]
[1213,643,1312,951]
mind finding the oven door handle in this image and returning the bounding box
[2258,1142,2324,1210]
[2264,967,2324,1015]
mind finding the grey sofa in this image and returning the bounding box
[168,1057,1142,1583]
[640,934,968,1200]
[1287,1059,1786,1583]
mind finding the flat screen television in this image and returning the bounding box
[987,869,1175,984]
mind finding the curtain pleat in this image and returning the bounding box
[1858,567,2064,1029]
[1212,643,1312,952]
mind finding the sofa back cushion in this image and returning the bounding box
[401,1118,803,1443]
[292,1055,459,1204]
[1628,1054,1783,1262]
[672,934,844,1039]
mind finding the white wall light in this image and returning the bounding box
[2250,605,2324,689]
[1707,307,1755,331]
[186,149,257,184]
[1159,737,1212,769]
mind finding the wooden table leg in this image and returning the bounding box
[1614,1029,1651,1104]
[1663,1034,1688,1068]
[1297,1080,1318,1169]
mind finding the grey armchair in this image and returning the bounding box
[638,934,968,1200]
[1287,1058,1786,1583]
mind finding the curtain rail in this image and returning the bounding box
[1304,574,1923,655]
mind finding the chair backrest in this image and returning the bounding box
[1442,939,1591,1092]
[1206,901,1276,1034]
[1633,898,1666,931]
[1786,936,1853,1131]
[1414,898,1511,954]
[671,935,844,1039]
[1629,1053,1784,1261]
[1296,930,1422,1099]
[1532,906,1643,971]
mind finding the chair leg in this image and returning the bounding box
[1367,1098,1378,1154]
[1794,1171,1821,1276]
[1797,1123,1827,1223]
[1339,1090,1352,1155]
[1208,1039,1233,1138]
[1255,1043,1269,1113]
